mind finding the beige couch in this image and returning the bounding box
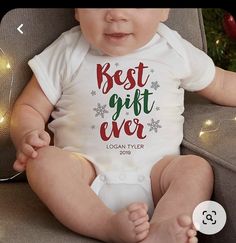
[0,8,235,242]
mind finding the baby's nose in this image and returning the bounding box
[105,9,129,22]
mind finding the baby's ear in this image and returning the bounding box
[161,8,170,22]
[74,8,80,22]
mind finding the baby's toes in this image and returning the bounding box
[129,208,147,222]
[135,229,149,242]
[134,215,149,226]
[189,236,198,243]
[187,229,197,237]
[134,221,150,234]
[177,214,192,227]
[128,202,148,212]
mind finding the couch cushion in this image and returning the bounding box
[0,183,101,243]
[183,92,236,173]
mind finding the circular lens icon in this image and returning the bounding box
[192,200,227,235]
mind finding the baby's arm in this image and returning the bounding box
[10,75,54,172]
[197,67,236,106]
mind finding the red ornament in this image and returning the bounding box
[223,12,236,40]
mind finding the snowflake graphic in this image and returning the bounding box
[151,81,160,90]
[147,119,162,133]
[115,62,119,67]
[156,106,160,111]
[91,125,96,129]
[91,90,96,96]
[150,69,155,73]
[93,103,109,118]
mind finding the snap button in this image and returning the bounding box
[138,175,145,182]
[119,173,126,181]
[99,174,106,182]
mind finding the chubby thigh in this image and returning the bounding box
[150,154,213,207]
[26,146,97,187]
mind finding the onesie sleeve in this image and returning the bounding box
[180,39,216,92]
[28,33,69,105]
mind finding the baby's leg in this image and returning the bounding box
[142,155,214,243]
[26,146,149,243]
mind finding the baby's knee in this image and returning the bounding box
[183,155,214,179]
[26,146,56,176]
[186,155,211,168]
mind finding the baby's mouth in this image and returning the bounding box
[104,32,131,40]
[106,33,129,37]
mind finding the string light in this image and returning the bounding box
[205,119,213,126]
[0,114,4,123]
[6,62,11,69]
[0,55,10,72]
[0,48,22,182]
[0,47,14,125]
[199,116,236,137]
[0,172,23,182]
[0,110,7,125]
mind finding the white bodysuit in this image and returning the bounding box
[28,23,215,215]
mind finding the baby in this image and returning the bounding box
[10,9,236,243]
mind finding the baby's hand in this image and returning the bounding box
[13,130,51,172]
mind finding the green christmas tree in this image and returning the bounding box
[202,8,236,71]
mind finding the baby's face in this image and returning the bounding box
[75,8,169,56]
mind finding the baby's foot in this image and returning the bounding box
[108,202,150,243]
[141,214,198,243]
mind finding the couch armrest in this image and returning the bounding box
[182,92,236,242]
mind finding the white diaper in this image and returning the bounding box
[91,171,154,217]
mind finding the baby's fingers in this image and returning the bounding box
[13,159,26,172]
[13,152,28,172]
[39,131,51,145]
[17,151,28,163]
[26,134,47,147]
[21,143,38,158]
